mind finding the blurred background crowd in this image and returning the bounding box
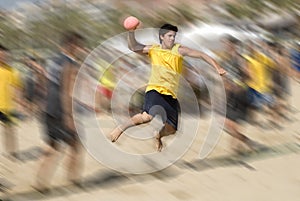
[0,0,300,195]
[0,0,299,117]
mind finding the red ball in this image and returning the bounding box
[123,16,140,30]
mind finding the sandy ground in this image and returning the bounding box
[0,79,300,201]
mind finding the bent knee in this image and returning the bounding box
[132,112,153,125]
[141,112,152,122]
[166,129,176,135]
[161,124,176,136]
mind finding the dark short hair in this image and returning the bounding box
[159,23,178,43]
[61,31,85,46]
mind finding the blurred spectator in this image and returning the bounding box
[244,40,277,127]
[0,44,23,160]
[33,31,86,193]
[220,36,265,152]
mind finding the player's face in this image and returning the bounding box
[160,31,176,49]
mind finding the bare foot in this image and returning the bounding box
[110,126,124,142]
[155,132,163,152]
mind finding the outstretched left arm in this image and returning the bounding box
[179,46,226,76]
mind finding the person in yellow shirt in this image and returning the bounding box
[219,36,267,153]
[110,23,226,151]
[244,41,276,126]
[0,44,22,160]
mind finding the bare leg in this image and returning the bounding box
[225,118,267,151]
[155,123,176,152]
[67,141,84,184]
[34,144,62,190]
[154,131,163,152]
[111,111,152,142]
[4,124,18,158]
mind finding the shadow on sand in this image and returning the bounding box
[2,142,300,201]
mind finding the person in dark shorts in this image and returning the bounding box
[221,36,266,152]
[143,90,180,130]
[33,31,86,192]
[23,56,47,119]
[110,23,226,151]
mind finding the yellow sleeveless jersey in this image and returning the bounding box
[146,44,183,98]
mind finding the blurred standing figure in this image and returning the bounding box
[220,36,265,152]
[0,45,22,160]
[244,41,276,127]
[34,31,86,192]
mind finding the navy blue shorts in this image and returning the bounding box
[143,90,179,130]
